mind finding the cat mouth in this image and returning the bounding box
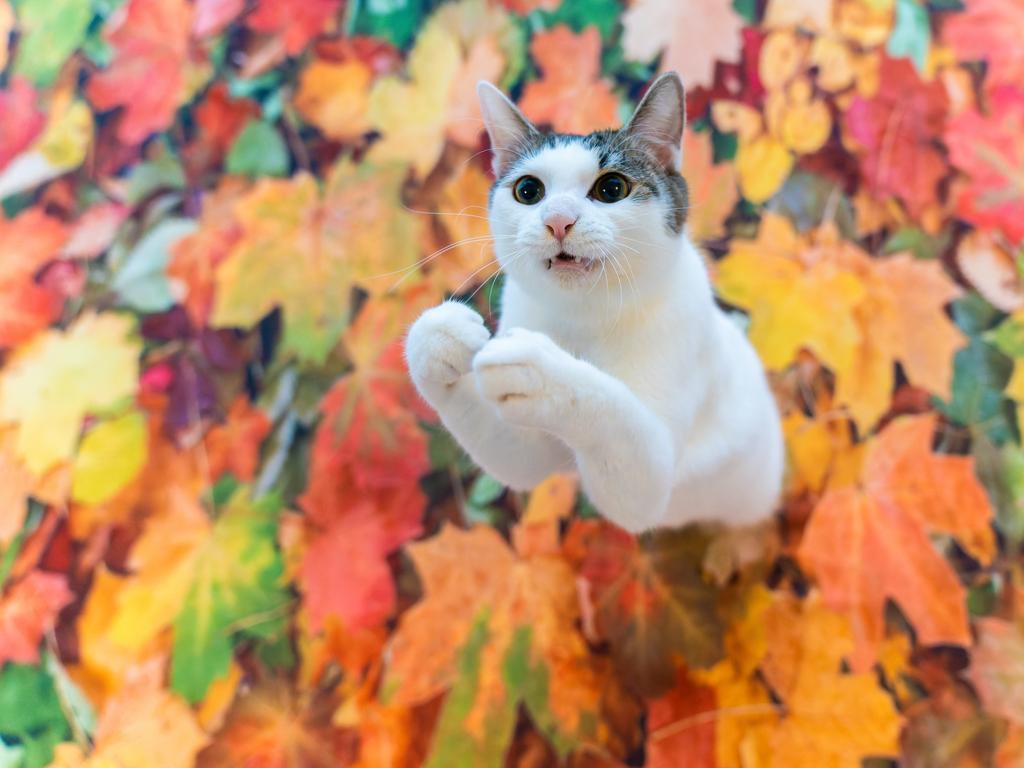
[546,252,596,273]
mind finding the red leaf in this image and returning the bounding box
[0,571,73,666]
[844,57,949,218]
[87,0,198,144]
[0,77,44,171]
[246,0,342,56]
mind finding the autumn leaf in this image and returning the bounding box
[762,592,901,768]
[969,617,1024,726]
[0,77,44,171]
[799,414,992,669]
[645,669,717,768]
[197,678,354,767]
[296,58,373,141]
[193,0,243,37]
[70,410,148,506]
[245,0,342,56]
[843,57,949,218]
[203,396,271,483]
[11,0,92,86]
[519,25,619,134]
[943,0,1024,88]
[682,128,738,243]
[0,571,72,666]
[622,0,744,87]
[0,432,32,546]
[171,487,290,703]
[567,520,724,697]
[0,207,68,349]
[87,0,203,144]
[367,3,507,176]
[0,312,139,476]
[946,85,1024,244]
[717,215,964,429]
[210,161,419,363]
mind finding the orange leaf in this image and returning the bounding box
[646,668,717,768]
[798,415,990,669]
[519,25,619,134]
[203,396,271,483]
[969,617,1024,726]
[682,128,738,243]
[0,207,68,348]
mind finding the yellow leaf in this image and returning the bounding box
[295,59,372,141]
[736,134,794,203]
[71,410,147,505]
[38,88,93,170]
[0,429,32,546]
[0,312,139,476]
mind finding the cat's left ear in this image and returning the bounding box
[622,72,686,170]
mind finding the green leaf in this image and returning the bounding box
[44,652,95,740]
[125,153,186,206]
[348,0,426,49]
[769,171,856,239]
[171,488,290,703]
[0,741,25,768]
[112,219,197,313]
[12,0,93,86]
[987,315,1024,359]
[425,614,518,768]
[887,0,931,72]
[0,663,70,768]
[936,338,1015,445]
[468,474,504,507]
[882,225,951,261]
[225,120,290,178]
[537,0,620,39]
[952,293,1003,337]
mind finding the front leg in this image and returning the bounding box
[405,303,572,490]
[474,329,675,531]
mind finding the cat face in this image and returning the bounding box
[479,73,689,312]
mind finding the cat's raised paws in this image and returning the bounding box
[406,302,491,400]
[473,328,577,431]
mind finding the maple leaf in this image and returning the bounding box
[0,77,44,171]
[203,396,271,483]
[969,617,1024,726]
[52,661,208,768]
[171,487,291,703]
[0,432,32,546]
[945,85,1024,244]
[682,128,738,243]
[295,58,373,141]
[185,83,260,171]
[210,161,419,364]
[87,0,202,145]
[761,593,901,768]
[0,571,72,666]
[0,312,139,476]
[519,25,619,134]
[386,524,629,761]
[70,410,148,506]
[0,206,68,349]
[843,57,949,218]
[367,3,507,176]
[717,215,964,429]
[799,414,993,669]
[246,0,341,55]
[566,520,723,697]
[197,678,355,767]
[622,0,744,88]
[645,669,717,768]
[194,0,244,37]
[943,0,1024,88]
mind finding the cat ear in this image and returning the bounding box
[477,81,539,177]
[623,72,686,170]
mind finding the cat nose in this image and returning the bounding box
[544,213,577,243]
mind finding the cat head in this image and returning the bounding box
[478,73,689,315]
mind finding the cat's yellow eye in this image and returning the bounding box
[591,172,631,203]
[513,175,545,205]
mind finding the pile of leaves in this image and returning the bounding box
[1,0,1024,764]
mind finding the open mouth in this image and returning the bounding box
[546,252,596,273]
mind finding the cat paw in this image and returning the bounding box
[473,328,577,430]
[406,302,491,397]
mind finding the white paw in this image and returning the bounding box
[406,302,491,396]
[472,328,576,430]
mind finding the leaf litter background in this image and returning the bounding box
[1,0,1024,765]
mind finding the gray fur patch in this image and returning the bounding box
[490,128,689,234]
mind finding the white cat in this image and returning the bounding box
[405,72,783,533]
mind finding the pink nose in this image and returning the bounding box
[544,213,577,242]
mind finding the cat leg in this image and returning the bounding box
[406,303,572,490]
[474,328,675,531]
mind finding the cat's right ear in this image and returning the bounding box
[477,81,538,178]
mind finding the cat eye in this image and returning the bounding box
[591,172,631,203]
[512,175,545,205]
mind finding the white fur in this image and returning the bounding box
[405,79,783,532]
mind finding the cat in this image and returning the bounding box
[404,72,783,533]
